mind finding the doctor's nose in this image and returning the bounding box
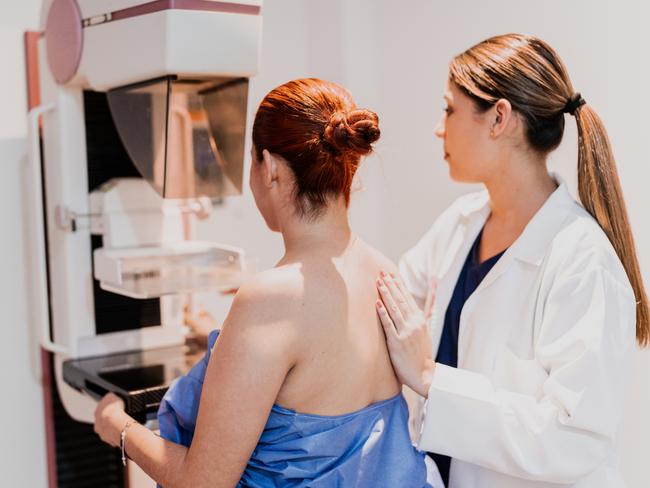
[434,118,445,139]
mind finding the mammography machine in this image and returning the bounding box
[25,0,262,485]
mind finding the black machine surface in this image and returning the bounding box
[63,341,205,422]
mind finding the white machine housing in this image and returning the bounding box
[28,0,262,422]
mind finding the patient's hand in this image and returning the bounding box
[94,393,130,448]
[184,306,217,339]
[184,287,238,338]
[376,271,436,398]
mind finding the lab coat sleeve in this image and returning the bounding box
[418,265,636,483]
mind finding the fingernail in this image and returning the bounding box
[380,270,386,277]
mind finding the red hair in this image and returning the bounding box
[252,78,380,218]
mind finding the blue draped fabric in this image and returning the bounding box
[158,330,440,487]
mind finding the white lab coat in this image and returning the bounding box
[399,178,636,488]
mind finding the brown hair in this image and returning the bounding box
[449,33,649,346]
[252,78,380,219]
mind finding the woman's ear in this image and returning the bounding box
[261,149,278,188]
[490,98,513,138]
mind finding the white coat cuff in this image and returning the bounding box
[417,363,496,454]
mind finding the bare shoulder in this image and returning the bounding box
[356,239,399,276]
[215,265,305,368]
[226,264,305,328]
[236,264,304,303]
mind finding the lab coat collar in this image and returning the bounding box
[511,177,575,266]
[459,189,490,218]
[458,173,576,267]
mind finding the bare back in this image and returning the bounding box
[270,238,400,415]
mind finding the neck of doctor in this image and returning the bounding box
[279,196,354,259]
[483,151,558,227]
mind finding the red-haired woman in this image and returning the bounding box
[93,79,442,487]
[377,34,648,488]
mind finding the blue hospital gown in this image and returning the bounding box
[157,330,441,487]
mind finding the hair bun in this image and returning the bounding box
[323,109,380,156]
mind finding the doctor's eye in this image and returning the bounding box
[443,106,453,115]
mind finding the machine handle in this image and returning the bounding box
[27,102,68,355]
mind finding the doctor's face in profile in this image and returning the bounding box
[434,78,495,183]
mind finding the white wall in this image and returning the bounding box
[0,1,48,487]
[2,1,648,487]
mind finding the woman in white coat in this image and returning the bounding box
[376,33,649,488]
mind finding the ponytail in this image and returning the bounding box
[575,105,649,346]
[449,33,649,346]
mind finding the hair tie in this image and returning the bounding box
[563,92,586,116]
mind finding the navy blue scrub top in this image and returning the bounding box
[429,229,506,486]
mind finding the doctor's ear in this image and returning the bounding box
[261,149,279,187]
[489,99,513,138]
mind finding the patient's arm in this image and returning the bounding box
[94,273,300,488]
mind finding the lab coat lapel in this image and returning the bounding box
[428,195,490,355]
[471,180,575,296]
[456,180,576,362]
